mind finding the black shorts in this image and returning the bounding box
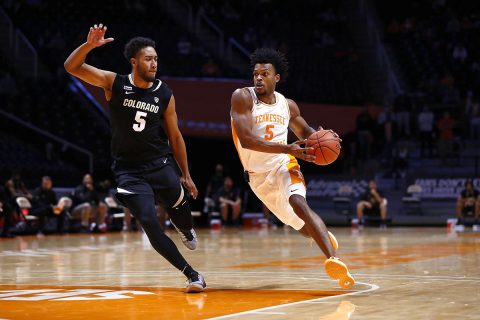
[364,205,381,216]
[462,205,475,216]
[113,155,183,208]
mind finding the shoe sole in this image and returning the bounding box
[324,258,355,289]
[328,231,338,251]
[185,283,206,293]
[185,243,197,250]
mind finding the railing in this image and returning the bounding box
[69,76,108,120]
[0,109,93,173]
[227,37,250,62]
[0,6,38,79]
[0,7,13,50]
[196,12,224,55]
[162,0,194,28]
[359,0,403,98]
[14,30,38,79]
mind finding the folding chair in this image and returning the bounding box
[332,185,353,217]
[402,184,422,214]
[16,196,37,222]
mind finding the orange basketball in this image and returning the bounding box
[306,129,341,166]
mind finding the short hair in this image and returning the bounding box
[250,48,289,82]
[123,37,156,61]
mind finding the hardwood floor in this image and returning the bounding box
[0,227,478,319]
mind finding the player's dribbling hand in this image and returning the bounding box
[317,126,342,142]
[289,139,316,162]
[87,23,114,48]
[181,176,198,199]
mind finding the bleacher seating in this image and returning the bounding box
[0,132,81,186]
[189,0,371,104]
[375,0,480,107]
[1,0,233,78]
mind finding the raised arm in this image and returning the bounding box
[163,95,198,199]
[64,24,116,92]
[231,88,315,161]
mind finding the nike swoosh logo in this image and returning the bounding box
[125,91,135,94]
[163,158,167,163]
[291,189,299,192]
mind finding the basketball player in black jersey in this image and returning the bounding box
[64,24,206,292]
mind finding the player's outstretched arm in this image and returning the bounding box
[163,95,198,199]
[64,23,116,91]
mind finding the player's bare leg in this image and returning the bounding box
[290,195,335,257]
[290,194,354,289]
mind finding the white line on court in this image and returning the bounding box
[205,281,379,320]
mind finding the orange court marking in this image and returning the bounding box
[227,241,480,269]
[0,284,349,320]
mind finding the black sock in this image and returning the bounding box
[182,264,196,278]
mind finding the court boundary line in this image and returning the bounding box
[205,281,379,320]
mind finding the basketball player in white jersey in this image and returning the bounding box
[230,48,354,289]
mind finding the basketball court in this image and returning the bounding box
[0,227,478,319]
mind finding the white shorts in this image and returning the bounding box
[248,157,306,230]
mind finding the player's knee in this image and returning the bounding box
[168,192,191,216]
[288,194,305,210]
[136,212,157,226]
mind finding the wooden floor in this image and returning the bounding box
[0,226,479,319]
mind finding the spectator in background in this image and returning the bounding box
[390,142,409,179]
[71,174,107,233]
[31,176,66,235]
[417,105,435,157]
[387,19,402,35]
[0,184,16,238]
[177,36,192,56]
[177,36,193,76]
[0,71,18,97]
[377,104,395,161]
[469,103,480,142]
[243,27,258,50]
[452,43,468,63]
[455,179,479,227]
[355,107,375,160]
[203,164,225,214]
[215,177,242,226]
[201,57,221,77]
[436,111,456,164]
[220,1,240,20]
[356,180,388,228]
[393,94,412,138]
[5,172,32,201]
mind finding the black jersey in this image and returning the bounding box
[109,74,172,165]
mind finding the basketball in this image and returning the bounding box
[306,129,341,166]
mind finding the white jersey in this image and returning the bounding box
[232,87,291,173]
